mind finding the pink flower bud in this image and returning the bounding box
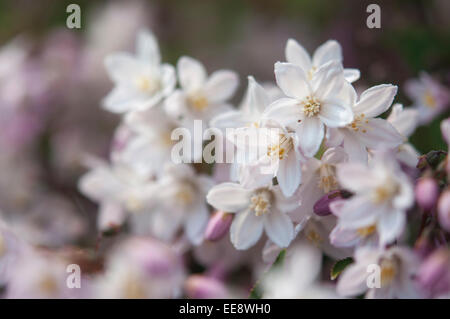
[418,248,450,297]
[204,211,233,241]
[185,275,228,299]
[438,190,450,231]
[313,190,345,216]
[415,178,439,211]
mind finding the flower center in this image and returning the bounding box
[250,189,272,216]
[356,225,376,237]
[424,91,437,109]
[125,195,145,212]
[347,113,369,133]
[301,95,321,117]
[318,164,338,193]
[136,75,159,93]
[123,274,147,299]
[267,134,293,160]
[371,182,400,204]
[306,229,323,246]
[39,275,59,294]
[380,258,397,287]
[188,93,209,111]
[174,183,196,206]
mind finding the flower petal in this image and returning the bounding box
[341,129,368,163]
[312,40,342,66]
[136,29,161,65]
[230,209,264,250]
[210,110,250,130]
[335,196,379,229]
[296,117,324,157]
[336,163,378,193]
[311,60,345,100]
[285,39,312,71]
[263,98,303,129]
[104,53,140,83]
[206,182,251,212]
[356,118,403,149]
[274,62,311,99]
[353,84,398,118]
[204,70,239,103]
[319,100,353,127]
[263,210,294,248]
[336,262,369,297]
[185,203,209,245]
[377,209,405,246]
[242,76,271,115]
[277,150,302,197]
[343,68,360,83]
[388,104,418,138]
[177,56,207,91]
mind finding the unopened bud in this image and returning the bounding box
[314,190,346,216]
[417,248,450,297]
[185,275,228,299]
[438,190,450,232]
[204,211,233,241]
[415,178,439,211]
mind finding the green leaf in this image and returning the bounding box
[331,257,354,280]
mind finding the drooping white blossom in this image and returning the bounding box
[207,183,298,249]
[332,151,414,246]
[165,56,239,127]
[102,29,176,113]
[327,84,403,162]
[337,246,421,299]
[263,61,354,157]
[285,38,360,83]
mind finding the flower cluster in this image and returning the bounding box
[1,19,450,299]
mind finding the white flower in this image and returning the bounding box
[237,121,303,197]
[165,56,239,126]
[290,147,348,224]
[332,151,414,246]
[206,183,298,250]
[327,84,403,162]
[210,76,271,130]
[139,164,213,245]
[102,29,176,113]
[263,61,354,157]
[285,38,360,83]
[387,103,420,167]
[78,158,156,231]
[262,242,340,298]
[337,246,421,299]
[94,237,185,298]
[115,106,182,175]
[405,72,450,125]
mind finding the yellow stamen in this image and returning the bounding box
[136,76,159,93]
[356,225,376,237]
[301,95,321,117]
[380,258,397,287]
[347,113,369,133]
[306,229,323,246]
[188,94,209,111]
[250,189,272,216]
[267,134,293,160]
[424,91,437,109]
[318,164,338,193]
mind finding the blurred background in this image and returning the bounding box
[0,0,448,250]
